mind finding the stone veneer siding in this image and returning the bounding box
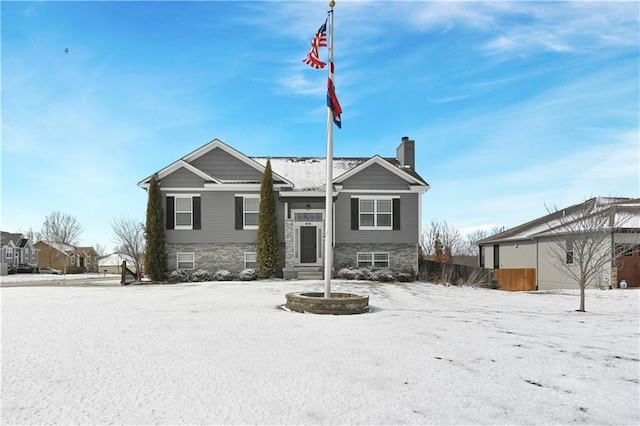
[167,243,285,276]
[333,243,418,273]
[284,219,294,268]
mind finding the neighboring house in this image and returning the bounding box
[1,231,39,274]
[35,241,99,273]
[477,197,640,290]
[98,252,135,274]
[138,137,430,278]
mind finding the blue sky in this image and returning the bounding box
[2,1,638,250]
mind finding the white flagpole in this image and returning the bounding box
[323,1,336,298]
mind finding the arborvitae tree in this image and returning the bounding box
[256,159,279,278]
[144,174,167,281]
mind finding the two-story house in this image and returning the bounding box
[1,231,38,273]
[138,137,430,279]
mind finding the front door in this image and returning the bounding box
[300,226,317,264]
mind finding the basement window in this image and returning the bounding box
[177,253,195,270]
[357,252,390,268]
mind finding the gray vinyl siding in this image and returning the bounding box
[340,163,410,190]
[160,167,205,188]
[334,192,419,244]
[280,197,325,217]
[164,191,285,244]
[191,148,263,181]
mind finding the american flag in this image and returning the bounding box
[303,20,327,69]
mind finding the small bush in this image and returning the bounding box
[239,268,257,281]
[371,269,396,282]
[214,270,234,281]
[354,268,374,281]
[335,268,357,280]
[168,269,191,283]
[396,271,415,282]
[191,269,213,282]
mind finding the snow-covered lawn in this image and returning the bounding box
[1,272,120,285]
[2,281,638,425]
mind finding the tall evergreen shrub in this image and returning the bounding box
[256,160,279,278]
[144,174,167,281]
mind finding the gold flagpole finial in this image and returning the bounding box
[329,0,335,7]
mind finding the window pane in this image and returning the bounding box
[176,212,192,226]
[245,212,258,226]
[377,199,392,212]
[374,253,388,261]
[177,253,194,270]
[245,198,259,211]
[245,252,257,269]
[360,200,374,213]
[294,213,322,222]
[176,197,191,211]
[377,213,391,227]
[357,253,372,261]
[360,214,374,227]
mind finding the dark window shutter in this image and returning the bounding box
[351,198,359,230]
[193,197,201,230]
[235,197,243,230]
[393,198,401,230]
[166,196,175,230]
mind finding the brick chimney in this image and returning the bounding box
[396,136,415,170]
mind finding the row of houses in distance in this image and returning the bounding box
[0,232,100,275]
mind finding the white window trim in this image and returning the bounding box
[244,252,257,269]
[168,194,200,231]
[177,252,195,270]
[244,196,260,230]
[6,248,12,259]
[175,196,194,230]
[358,197,393,230]
[357,252,390,268]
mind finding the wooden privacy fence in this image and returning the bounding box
[418,260,497,288]
[495,268,536,291]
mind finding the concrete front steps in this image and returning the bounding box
[283,266,323,280]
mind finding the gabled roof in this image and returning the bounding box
[335,155,428,187]
[35,241,76,256]
[1,231,23,247]
[478,197,640,244]
[139,138,429,192]
[138,139,292,188]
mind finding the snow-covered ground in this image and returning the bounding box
[1,272,120,285]
[2,280,638,425]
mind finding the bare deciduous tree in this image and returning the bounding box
[544,198,639,312]
[461,226,507,256]
[111,217,145,279]
[421,219,463,257]
[39,211,83,245]
[94,243,107,259]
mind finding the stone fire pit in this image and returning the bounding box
[285,292,369,315]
